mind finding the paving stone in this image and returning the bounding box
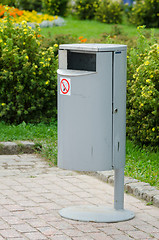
[38,226,62,236]
[72,237,94,240]
[0,236,5,240]
[0,142,18,155]
[2,216,23,225]
[0,207,12,217]
[135,224,159,233]
[0,154,158,240]
[8,238,28,240]
[24,231,47,239]
[75,224,100,233]
[151,221,159,228]
[62,229,85,237]
[0,229,22,238]
[48,221,75,230]
[13,223,37,233]
[90,232,113,240]
[13,210,37,220]
[99,226,123,235]
[26,218,49,228]
[153,195,159,207]
[107,176,114,185]
[27,206,48,215]
[151,232,159,238]
[0,220,10,230]
[4,204,25,212]
[125,230,153,239]
[111,235,134,240]
[49,235,72,240]
[0,141,36,154]
[113,222,137,231]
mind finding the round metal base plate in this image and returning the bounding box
[59,205,135,223]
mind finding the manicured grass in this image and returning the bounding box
[125,139,159,189]
[41,16,159,40]
[0,121,158,189]
[0,121,57,166]
[0,121,56,141]
[41,16,136,39]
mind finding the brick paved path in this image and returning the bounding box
[0,154,159,240]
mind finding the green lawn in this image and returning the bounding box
[125,139,159,189]
[0,121,57,166]
[0,121,158,189]
[41,16,159,40]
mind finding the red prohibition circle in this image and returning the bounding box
[60,78,70,94]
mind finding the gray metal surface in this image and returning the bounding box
[58,52,113,171]
[58,49,67,69]
[59,43,127,52]
[113,50,127,169]
[59,205,135,223]
[57,44,134,222]
[57,69,96,76]
[114,167,125,210]
[58,44,127,171]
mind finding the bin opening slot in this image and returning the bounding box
[67,51,96,71]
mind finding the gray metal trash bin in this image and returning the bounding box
[57,44,134,222]
[58,44,126,171]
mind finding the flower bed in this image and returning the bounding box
[0,5,65,27]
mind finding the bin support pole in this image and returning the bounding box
[59,165,135,222]
[114,167,124,210]
[59,167,134,222]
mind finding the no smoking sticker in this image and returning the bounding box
[60,77,71,96]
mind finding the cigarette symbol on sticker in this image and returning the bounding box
[60,78,71,95]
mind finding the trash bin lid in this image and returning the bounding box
[59,44,127,52]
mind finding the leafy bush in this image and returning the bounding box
[0,0,17,7]
[129,0,159,28]
[98,26,137,50]
[41,33,77,57]
[0,13,58,124]
[95,0,123,24]
[41,33,77,49]
[127,26,152,79]
[18,0,42,12]
[127,27,159,148]
[42,0,69,16]
[73,0,97,20]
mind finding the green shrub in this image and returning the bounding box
[127,44,159,147]
[127,26,157,87]
[127,27,159,148]
[95,0,123,24]
[0,14,58,124]
[17,0,42,12]
[41,33,77,52]
[99,32,136,50]
[73,0,97,20]
[42,0,69,16]
[129,0,159,28]
[0,0,18,7]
